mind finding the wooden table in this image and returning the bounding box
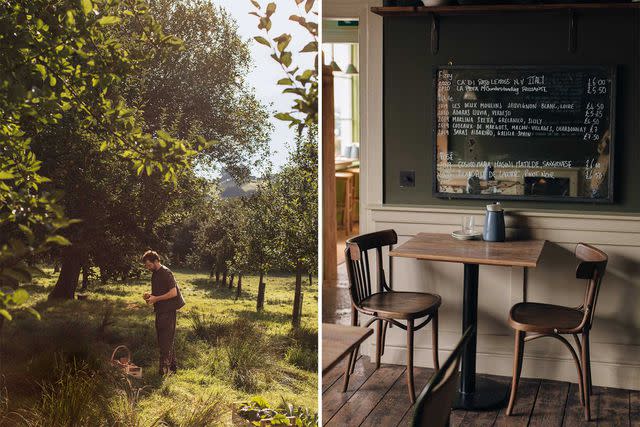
[322,323,374,375]
[390,232,545,411]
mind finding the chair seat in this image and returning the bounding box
[509,302,585,333]
[360,291,441,320]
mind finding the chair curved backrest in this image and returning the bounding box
[411,326,474,427]
[344,230,398,307]
[574,243,608,330]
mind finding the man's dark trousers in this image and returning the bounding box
[155,310,177,374]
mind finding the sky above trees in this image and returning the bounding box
[214,0,315,171]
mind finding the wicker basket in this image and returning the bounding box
[110,345,142,378]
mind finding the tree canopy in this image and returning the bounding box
[0,0,213,315]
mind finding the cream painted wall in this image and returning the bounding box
[324,0,640,390]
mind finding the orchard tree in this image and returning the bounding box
[127,0,272,182]
[246,180,280,311]
[12,0,270,299]
[1,0,206,308]
[190,196,245,287]
[274,126,318,326]
[35,131,210,296]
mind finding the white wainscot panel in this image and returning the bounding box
[365,205,640,390]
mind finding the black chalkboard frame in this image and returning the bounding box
[431,65,617,204]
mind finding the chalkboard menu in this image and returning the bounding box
[433,66,616,203]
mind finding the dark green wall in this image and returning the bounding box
[383,10,640,212]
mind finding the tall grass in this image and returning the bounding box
[14,359,107,426]
[176,394,226,426]
[285,346,317,372]
[106,377,165,427]
[284,325,318,372]
[187,311,232,345]
[225,320,273,392]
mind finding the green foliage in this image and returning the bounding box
[251,0,318,135]
[188,127,317,298]
[1,0,205,182]
[272,126,319,275]
[237,396,319,427]
[1,0,210,307]
[26,0,271,299]
[0,288,40,321]
[127,0,272,182]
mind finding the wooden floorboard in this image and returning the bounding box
[322,357,377,424]
[562,382,597,426]
[597,387,630,426]
[322,359,346,393]
[322,362,635,427]
[494,377,541,427]
[449,408,465,427]
[529,379,571,426]
[325,364,405,427]
[378,367,434,427]
[457,408,500,427]
[631,391,640,427]
[454,376,510,427]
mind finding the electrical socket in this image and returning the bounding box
[400,170,415,187]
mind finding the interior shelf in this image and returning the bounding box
[371,3,640,16]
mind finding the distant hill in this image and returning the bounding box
[219,170,261,198]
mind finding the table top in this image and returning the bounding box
[389,232,545,268]
[335,157,359,170]
[322,323,373,375]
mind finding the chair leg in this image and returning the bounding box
[342,349,355,392]
[351,306,358,327]
[349,308,359,375]
[432,312,440,371]
[349,344,359,374]
[506,329,525,416]
[572,334,585,406]
[585,333,592,398]
[582,331,591,421]
[406,319,416,403]
[376,319,383,369]
[381,321,388,356]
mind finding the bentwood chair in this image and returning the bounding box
[506,243,608,421]
[411,327,474,427]
[344,229,441,403]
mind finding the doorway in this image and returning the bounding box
[322,19,360,323]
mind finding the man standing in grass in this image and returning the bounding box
[142,250,185,375]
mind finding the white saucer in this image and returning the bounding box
[451,230,483,240]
